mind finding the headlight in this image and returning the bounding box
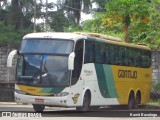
[54,92,69,97]
[15,89,26,95]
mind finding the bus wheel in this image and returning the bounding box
[76,91,91,111]
[33,104,45,112]
[128,92,134,109]
[134,92,141,109]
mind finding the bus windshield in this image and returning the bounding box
[21,39,73,54]
[16,39,74,87]
[17,55,70,87]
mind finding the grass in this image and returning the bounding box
[144,99,160,109]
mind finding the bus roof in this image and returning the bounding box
[75,32,151,51]
[23,32,87,41]
[23,32,151,51]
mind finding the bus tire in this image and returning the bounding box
[128,92,134,109]
[76,91,91,111]
[134,92,141,109]
[33,104,45,112]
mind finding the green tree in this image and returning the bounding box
[0,0,34,43]
[49,10,69,32]
[125,0,160,49]
[7,0,35,31]
[146,0,160,49]
[103,0,150,42]
[82,13,105,33]
[8,0,24,30]
[0,21,21,43]
[0,9,8,24]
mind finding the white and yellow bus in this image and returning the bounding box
[7,32,152,112]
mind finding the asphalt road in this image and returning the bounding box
[0,103,160,118]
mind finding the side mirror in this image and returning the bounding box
[68,52,75,70]
[7,50,17,67]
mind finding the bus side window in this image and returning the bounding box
[128,48,133,66]
[109,45,115,65]
[135,50,141,67]
[84,41,95,63]
[146,52,151,67]
[95,43,106,64]
[106,44,110,64]
[141,51,145,67]
[122,47,126,65]
[117,46,122,65]
[131,49,136,67]
[125,47,130,66]
[72,40,84,85]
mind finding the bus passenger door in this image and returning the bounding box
[70,40,84,105]
[71,40,84,85]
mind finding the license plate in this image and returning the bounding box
[35,98,44,103]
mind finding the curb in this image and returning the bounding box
[0,102,17,105]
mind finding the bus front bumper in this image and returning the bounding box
[14,92,69,107]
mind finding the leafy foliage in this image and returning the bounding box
[78,0,160,50]
[82,13,105,33]
[49,11,69,32]
[0,22,21,43]
[92,0,107,12]
[0,0,160,50]
[103,0,151,42]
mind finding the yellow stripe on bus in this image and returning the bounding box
[17,85,53,96]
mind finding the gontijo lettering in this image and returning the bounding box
[118,69,137,79]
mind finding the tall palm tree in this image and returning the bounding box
[8,0,23,30]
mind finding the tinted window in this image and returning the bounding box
[84,40,151,68]
[84,41,95,63]
[106,45,110,64]
[16,55,70,87]
[21,39,73,54]
[95,43,106,63]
